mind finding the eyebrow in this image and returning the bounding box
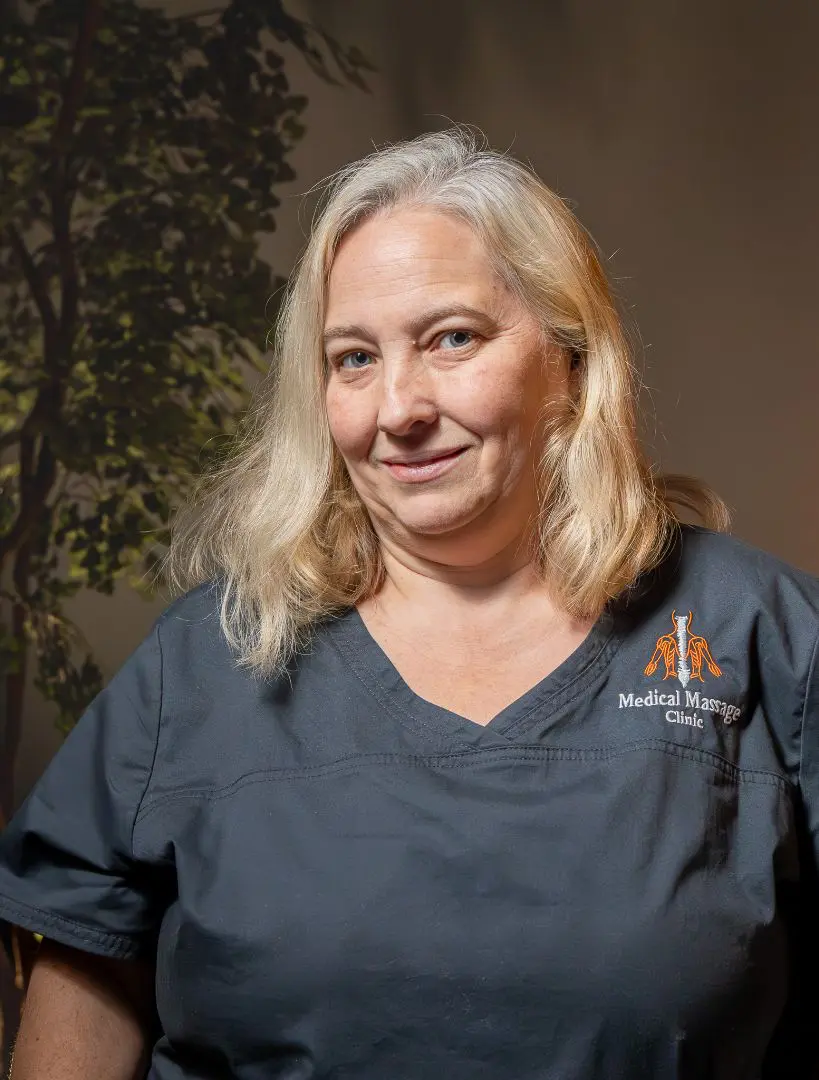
[322,303,493,346]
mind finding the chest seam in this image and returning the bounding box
[134,737,791,834]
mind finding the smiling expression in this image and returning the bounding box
[323,207,572,563]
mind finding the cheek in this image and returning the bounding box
[325,390,372,456]
[460,375,531,436]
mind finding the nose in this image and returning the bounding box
[376,354,439,435]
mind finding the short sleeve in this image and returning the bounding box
[0,618,168,960]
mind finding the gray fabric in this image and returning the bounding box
[1,524,818,1079]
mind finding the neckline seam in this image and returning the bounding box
[497,630,624,737]
[329,607,625,744]
[328,625,475,745]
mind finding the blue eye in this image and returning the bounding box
[337,351,372,370]
[440,330,473,349]
[330,331,474,371]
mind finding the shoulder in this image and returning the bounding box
[619,526,819,724]
[140,581,355,801]
[680,524,819,592]
[677,525,819,627]
[148,579,251,747]
[655,526,819,730]
[151,578,237,675]
[611,526,819,787]
[155,578,225,636]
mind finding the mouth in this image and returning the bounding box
[382,448,467,466]
[381,447,469,482]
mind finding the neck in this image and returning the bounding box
[365,538,568,634]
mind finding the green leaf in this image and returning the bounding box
[0,0,368,735]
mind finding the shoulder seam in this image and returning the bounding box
[130,619,164,858]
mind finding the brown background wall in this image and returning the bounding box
[13,0,819,804]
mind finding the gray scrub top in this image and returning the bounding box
[1,524,818,1079]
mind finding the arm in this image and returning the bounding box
[10,939,157,1080]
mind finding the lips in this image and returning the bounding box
[383,448,465,466]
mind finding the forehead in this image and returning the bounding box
[325,208,504,316]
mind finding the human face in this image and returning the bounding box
[323,207,571,574]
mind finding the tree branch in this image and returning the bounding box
[48,0,104,359]
[0,433,57,575]
[5,225,59,349]
[51,177,79,360]
[51,0,105,155]
[0,376,63,574]
[2,2,105,576]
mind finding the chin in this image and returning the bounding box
[393,505,490,538]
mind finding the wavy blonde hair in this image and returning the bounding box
[158,125,729,681]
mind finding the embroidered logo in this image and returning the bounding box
[643,609,722,687]
[615,610,741,728]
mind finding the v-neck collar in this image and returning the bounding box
[326,599,625,748]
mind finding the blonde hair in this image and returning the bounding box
[158,125,729,681]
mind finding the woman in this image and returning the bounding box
[1,126,817,1079]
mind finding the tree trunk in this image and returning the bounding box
[0,0,106,1065]
[0,594,33,1072]
[0,602,26,827]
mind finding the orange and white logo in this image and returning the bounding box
[643,610,722,687]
